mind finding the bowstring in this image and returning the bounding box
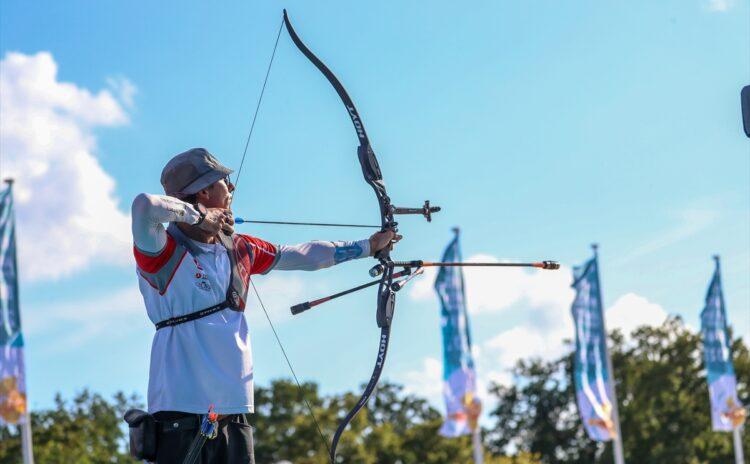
[234,15,333,461]
[249,279,332,459]
[233,18,283,192]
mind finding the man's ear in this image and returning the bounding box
[194,188,211,204]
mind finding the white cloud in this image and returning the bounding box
[106,76,137,108]
[408,254,577,390]
[401,357,443,404]
[486,323,572,371]
[0,51,135,281]
[399,255,671,427]
[401,257,577,420]
[483,291,669,387]
[606,292,668,337]
[410,252,672,388]
[706,0,735,12]
[409,254,576,315]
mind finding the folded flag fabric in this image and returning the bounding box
[571,253,616,441]
[701,257,746,432]
[435,231,481,437]
[0,183,28,425]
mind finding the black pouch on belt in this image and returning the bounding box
[124,409,157,460]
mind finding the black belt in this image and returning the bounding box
[155,299,231,330]
[155,413,248,433]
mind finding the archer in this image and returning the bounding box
[125,147,399,464]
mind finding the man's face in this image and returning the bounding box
[199,177,234,209]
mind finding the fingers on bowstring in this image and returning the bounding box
[224,210,235,225]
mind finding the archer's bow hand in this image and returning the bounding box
[369,229,402,256]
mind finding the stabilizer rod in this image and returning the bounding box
[291,268,415,315]
[390,267,424,291]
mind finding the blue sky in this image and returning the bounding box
[1,0,748,417]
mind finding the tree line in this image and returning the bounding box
[1,316,747,463]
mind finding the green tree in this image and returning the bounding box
[485,356,599,463]
[252,380,485,463]
[486,317,750,463]
[0,381,515,463]
[617,318,749,463]
[251,379,333,464]
[0,389,139,464]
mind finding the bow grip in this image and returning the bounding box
[376,290,395,328]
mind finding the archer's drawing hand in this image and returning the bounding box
[369,229,402,256]
[198,208,234,236]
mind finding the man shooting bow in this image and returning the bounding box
[128,147,399,463]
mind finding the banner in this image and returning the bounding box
[0,182,28,425]
[435,230,481,437]
[701,257,746,431]
[571,252,616,441]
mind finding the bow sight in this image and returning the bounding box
[391,200,441,222]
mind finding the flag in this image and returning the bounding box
[701,257,746,431]
[435,230,481,437]
[571,252,616,441]
[0,182,28,425]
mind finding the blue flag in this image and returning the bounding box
[571,253,616,441]
[701,257,746,431]
[0,182,28,425]
[435,230,481,437]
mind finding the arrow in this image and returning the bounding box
[234,217,380,229]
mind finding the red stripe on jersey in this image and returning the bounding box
[158,250,188,296]
[239,235,278,275]
[138,249,188,296]
[134,234,177,273]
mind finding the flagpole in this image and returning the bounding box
[471,427,483,464]
[592,244,625,464]
[21,419,34,464]
[734,426,745,464]
[725,257,745,464]
[4,179,34,464]
[453,227,484,464]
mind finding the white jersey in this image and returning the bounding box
[131,193,370,414]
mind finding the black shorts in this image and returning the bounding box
[153,411,255,464]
